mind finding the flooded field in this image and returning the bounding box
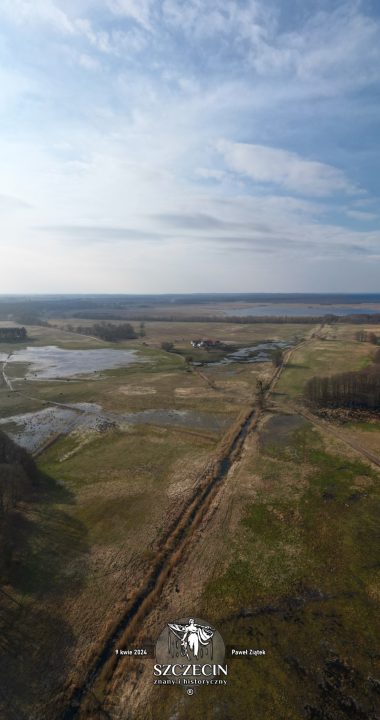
[0,403,229,453]
[199,339,291,366]
[3,346,144,380]
[0,406,80,452]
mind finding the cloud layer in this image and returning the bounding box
[0,0,379,292]
[217,140,357,196]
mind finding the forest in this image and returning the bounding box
[0,327,27,342]
[69,322,138,342]
[305,351,380,410]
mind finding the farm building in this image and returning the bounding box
[190,339,221,348]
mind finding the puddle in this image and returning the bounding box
[0,403,229,453]
[4,346,144,380]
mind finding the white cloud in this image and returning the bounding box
[107,0,153,30]
[0,0,75,34]
[162,0,270,43]
[0,0,379,292]
[249,4,380,97]
[196,167,227,182]
[77,53,100,70]
[347,209,378,221]
[162,1,380,97]
[217,140,357,197]
[0,193,31,210]
[0,1,115,54]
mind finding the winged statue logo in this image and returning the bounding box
[154,615,227,687]
[167,618,215,661]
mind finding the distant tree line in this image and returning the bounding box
[14,314,50,327]
[1,295,380,323]
[0,431,37,578]
[0,298,100,321]
[68,322,137,342]
[73,312,380,325]
[305,360,380,411]
[0,327,27,342]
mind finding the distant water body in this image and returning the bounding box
[221,294,380,318]
[2,346,143,379]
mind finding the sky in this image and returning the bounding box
[0,0,380,293]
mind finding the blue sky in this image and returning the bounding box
[0,0,379,292]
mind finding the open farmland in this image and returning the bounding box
[155,417,380,720]
[0,318,307,718]
[1,317,380,720]
[129,323,380,720]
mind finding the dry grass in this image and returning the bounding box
[0,320,309,718]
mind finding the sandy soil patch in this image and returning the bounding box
[174,386,215,398]
[166,477,197,497]
[217,380,249,392]
[119,385,157,395]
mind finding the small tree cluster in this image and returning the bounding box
[355,330,378,344]
[305,365,380,410]
[73,322,137,341]
[0,327,27,342]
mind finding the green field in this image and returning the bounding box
[275,324,379,402]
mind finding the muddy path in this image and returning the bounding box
[1,353,14,390]
[58,328,318,720]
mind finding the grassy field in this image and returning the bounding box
[146,324,380,720]
[0,320,308,419]
[275,324,380,402]
[51,317,309,348]
[157,418,380,720]
[1,319,306,717]
[1,319,380,719]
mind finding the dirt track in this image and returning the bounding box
[293,405,380,469]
